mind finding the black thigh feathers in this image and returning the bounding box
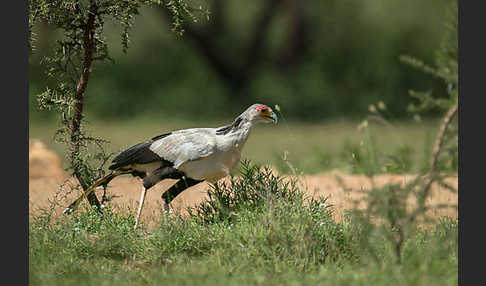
[162,177,202,204]
[142,166,184,189]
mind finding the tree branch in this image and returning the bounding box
[429,103,458,173]
[159,0,284,95]
[413,103,458,221]
[242,0,282,73]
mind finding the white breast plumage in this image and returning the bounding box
[177,132,249,182]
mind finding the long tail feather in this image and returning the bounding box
[63,172,119,215]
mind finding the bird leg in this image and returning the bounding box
[133,166,184,229]
[101,183,108,205]
[134,185,148,230]
[161,177,203,213]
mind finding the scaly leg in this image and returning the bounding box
[134,185,147,230]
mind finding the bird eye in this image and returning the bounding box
[260,107,267,112]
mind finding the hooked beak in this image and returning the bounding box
[263,111,278,124]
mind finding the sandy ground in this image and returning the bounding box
[29,139,458,227]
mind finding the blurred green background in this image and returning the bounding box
[29,0,449,121]
[29,0,453,174]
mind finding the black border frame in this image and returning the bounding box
[4,0,29,285]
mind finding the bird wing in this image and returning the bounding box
[149,128,217,168]
[109,132,173,170]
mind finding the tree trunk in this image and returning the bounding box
[70,0,101,210]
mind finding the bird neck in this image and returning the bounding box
[216,116,255,143]
[225,119,253,153]
[231,119,254,140]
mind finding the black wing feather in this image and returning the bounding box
[216,117,242,135]
[109,132,173,170]
[151,132,172,141]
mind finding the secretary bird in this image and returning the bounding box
[63,103,278,229]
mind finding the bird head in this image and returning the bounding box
[244,103,278,124]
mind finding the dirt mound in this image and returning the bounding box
[29,139,66,180]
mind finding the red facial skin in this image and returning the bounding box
[256,105,270,113]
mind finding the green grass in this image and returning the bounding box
[29,162,457,286]
[29,117,443,174]
[29,117,457,286]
